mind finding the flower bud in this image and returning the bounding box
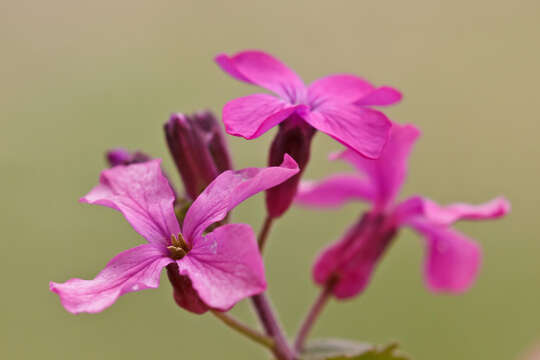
[106,148,151,167]
[164,111,233,200]
[191,110,233,174]
[265,115,316,218]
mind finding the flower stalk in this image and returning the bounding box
[258,215,274,252]
[294,278,337,352]
[248,216,296,360]
[211,310,275,350]
[250,294,295,360]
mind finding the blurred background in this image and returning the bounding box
[1,0,538,359]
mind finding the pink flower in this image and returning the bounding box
[50,156,299,314]
[215,50,399,159]
[216,50,400,218]
[296,123,510,298]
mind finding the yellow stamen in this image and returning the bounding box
[168,234,190,259]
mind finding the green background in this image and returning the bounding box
[1,1,538,359]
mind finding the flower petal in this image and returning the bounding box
[215,50,305,103]
[355,86,403,106]
[305,104,391,159]
[421,196,510,225]
[408,220,482,293]
[333,123,420,208]
[183,155,299,241]
[222,93,308,139]
[178,224,266,311]
[80,159,180,246]
[295,175,375,208]
[50,245,172,314]
[400,196,508,293]
[307,74,376,106]
[393,196,425,224]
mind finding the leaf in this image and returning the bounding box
[346,343,409,360]
[300,339,409,360]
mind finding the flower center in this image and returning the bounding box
[167,234,190,260]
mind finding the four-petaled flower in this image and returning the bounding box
[215,50,401,159]
[296,123,510,298]
[50,155,299,314]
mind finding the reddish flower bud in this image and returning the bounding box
[265,115,316,218]
[192,110,233,174]
[164,111,233,200]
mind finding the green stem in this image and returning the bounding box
[211,310,275,350]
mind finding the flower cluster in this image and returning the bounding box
[50,50,509,359]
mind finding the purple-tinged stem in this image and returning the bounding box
[251,294,295,360]
[293,280,336,353]
[258,215,274,252]
[211,310,275,350]
[251,200,294,359]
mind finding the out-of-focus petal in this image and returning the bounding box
[295,175,375,208]
[305,104,391,160]
[106,149,152,167]
[222,94,308,139]
[355,86,403,106]
[80,160,180,246]
[333,123,420,208]
[421,196,510,225]
[182,155,299,241]
[50,245,172,314]
[215,50,305,103]
[106,148,132,166]
[307,74,375,106]
[408,219,481,293]
[178,224,265,311]
[393,196,424,224]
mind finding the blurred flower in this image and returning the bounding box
[106,148,151,167]
[50,156,299,314]
[296,123,510,298]
[519,343,540,360]
[164,110,233,200]
[216,50,399,217]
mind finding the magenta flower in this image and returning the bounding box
[216,50,400,218]
[296,123,510,298]
[215,50,399,159]
[50,156,299,314]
